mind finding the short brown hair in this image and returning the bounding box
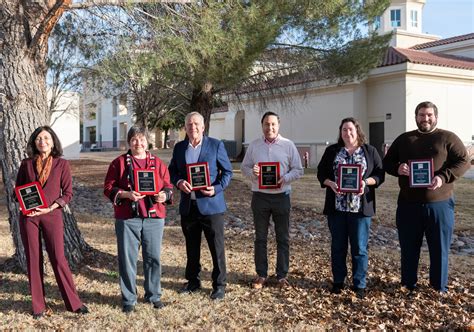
[415,101,438,116]
[127,126,148,144]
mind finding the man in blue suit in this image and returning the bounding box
[168,112,233,300]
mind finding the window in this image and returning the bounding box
[390,9,401,27]
[374,16,381,30]
[410,10,418,27]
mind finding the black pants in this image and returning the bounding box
[251,191,291,279]
[181,202,226,289]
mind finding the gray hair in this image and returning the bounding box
[184,112,205,125]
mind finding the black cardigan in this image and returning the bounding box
[317,143,385,217]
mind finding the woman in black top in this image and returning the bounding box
[317,118,384,298]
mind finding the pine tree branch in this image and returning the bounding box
[30,0,72,52]
[69,0,193,10]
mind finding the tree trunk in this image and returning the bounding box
[190,85,213,136]
[0,1,89,272]
[163,128,169,149]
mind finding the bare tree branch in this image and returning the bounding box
[69,0,193,10]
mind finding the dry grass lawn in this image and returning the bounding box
[0,156,472,329]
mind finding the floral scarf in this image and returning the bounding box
[35,155,53,187]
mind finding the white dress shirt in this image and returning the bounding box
[241,134,303,194]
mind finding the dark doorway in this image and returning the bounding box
[369,122,384,157]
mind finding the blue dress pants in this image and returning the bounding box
[327,211,371,289]
[115,217,164,306]
[396,198,455,292]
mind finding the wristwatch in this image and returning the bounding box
[364,179,369,186]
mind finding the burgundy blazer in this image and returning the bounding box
[103,153,173,219]
[16,157,73,219]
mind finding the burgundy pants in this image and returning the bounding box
[19,213,83,314]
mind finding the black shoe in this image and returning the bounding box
[122,305,135,313]
[401,282,417,291]
[331,282,344,294]
[74,305,89,314]
[32,311,44,319]
[179,282,201,294]
[352,287,366,299]
[153,300,165,309]
[210,288,225,300]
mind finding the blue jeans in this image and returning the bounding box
[327,212,371,288]
[396,198,455,292]
[115,218,164,306]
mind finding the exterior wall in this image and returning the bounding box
[217,62,472,167]
[405,72,473,143]
[366,69,407,143]
[82,84,136,150]
[391,31,439,48]
[209,111,226,139]
[49,90,81,159]
[242,86,357,145]
[367,63,474,144]
[234,84,362,166]
[99,97,114,147]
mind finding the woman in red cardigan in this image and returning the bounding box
[15,126,88,318]
[104,126,173,313]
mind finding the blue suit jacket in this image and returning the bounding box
[168,136,233,216]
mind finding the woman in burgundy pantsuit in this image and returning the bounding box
[15,126,88,319]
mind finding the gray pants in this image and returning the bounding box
[251,192,291,279]
[115,218,164,306]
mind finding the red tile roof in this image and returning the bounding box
[380,47,474,70]
[410,33,474,50]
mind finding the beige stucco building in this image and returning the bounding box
[210,0,474,167]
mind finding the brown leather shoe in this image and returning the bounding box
[277,278,290,289]
[252,276,267,289]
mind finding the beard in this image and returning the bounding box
[416,119,437,132]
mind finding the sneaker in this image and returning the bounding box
[153,301,165,309]
[122,305,135,313]
[353,287,366,299]
[277,278,290,289]
[252,276,267,289]
[210,288,225,300]
[179,282,202,294]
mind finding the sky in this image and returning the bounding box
[422,0,474,38]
